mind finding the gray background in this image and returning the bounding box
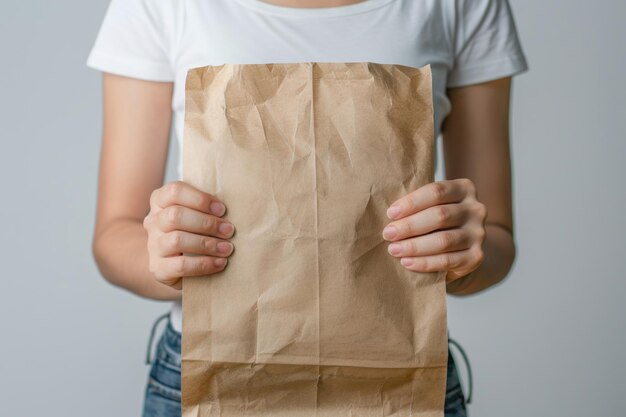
[0,0,624,415]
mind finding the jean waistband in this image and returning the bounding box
[145,312,180,365]
[448,335,473,404]
[144,312,471,403]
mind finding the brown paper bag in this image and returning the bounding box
[181,62,448,417]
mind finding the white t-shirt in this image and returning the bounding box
[87,0,528,333]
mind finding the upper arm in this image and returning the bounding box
[93,73,173,240]
[441,0,528,236]
[447,0,528,87]
[442,76,514,235]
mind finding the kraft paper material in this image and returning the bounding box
[181,62,448,417]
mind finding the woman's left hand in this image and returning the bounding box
[382,178,488,283]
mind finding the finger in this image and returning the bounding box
[158,276,182,291]
[399,250,468,273]
[153,180,226,217]
[387,180,467,220]
[382,203,464,241]
[159,254,228,280]
[157,230,234,257]
[158,205,235,239]
[387,228,471,258]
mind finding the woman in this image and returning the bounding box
[87,0,528,415]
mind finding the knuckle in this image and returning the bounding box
[165,206,183,228]
[421,257,434,271]
[168,231,184,251]
[150,187,163,207]
[432,182,447,201]
[401,220,414,237]
[167,181,185,202]
[150,261,167,282]
[461,178,475,193]
[151,269,164,283]
[190,258,205,275]
[476,226,487,242]
[434,206,449,226]
[201,236,213,252]
[172,256,187,276]
[473,246,485,264]
[475,201,487,218]
[202,215,217,232]
[149,189,158,207]
[156,233,168,249]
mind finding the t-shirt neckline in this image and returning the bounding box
[234,0,397,18]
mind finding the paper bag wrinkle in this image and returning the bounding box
[182,62,447,417]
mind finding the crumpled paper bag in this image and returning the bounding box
[181,62,448,417]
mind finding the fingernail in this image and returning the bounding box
[382,225,397,240]
[214,257,227,267]
[217,241,233,254]
[218,222,234,237]
[210,201,226,216]
[387,205,401,219]
[388,243,402,256]
[401,258,413,267]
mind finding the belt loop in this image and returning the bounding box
[448,336,473,404]
[145,312,171,365]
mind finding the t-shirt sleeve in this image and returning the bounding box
[447,0,529,88]
[86,0,175,82]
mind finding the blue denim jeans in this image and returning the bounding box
[142,314,469,417]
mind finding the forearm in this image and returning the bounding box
[92,218,182,301]
[446,223,516,296]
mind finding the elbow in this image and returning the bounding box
[477,229,518,292]
[495,235,517,285]
[91,233,106,278]
[91,230,116,287]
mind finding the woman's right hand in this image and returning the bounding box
[142,181,235,290]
